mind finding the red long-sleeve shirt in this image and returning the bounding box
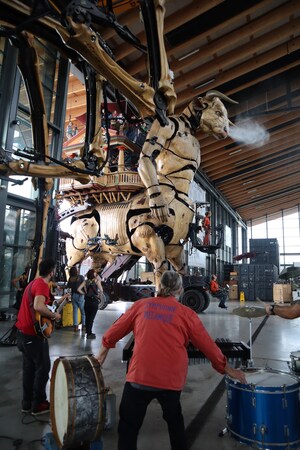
[210,280,220,294]
[102,296,227,390]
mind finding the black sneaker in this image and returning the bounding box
[21,401,32,413]
[86,333,96,339]
[32,400,50,415]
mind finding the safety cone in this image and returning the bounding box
[239,291,245,303]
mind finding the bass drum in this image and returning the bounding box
[226,368,300,449]
[50,355,106,449]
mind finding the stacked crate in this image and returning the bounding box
[249,238,280,268]
[224,264,234,282]
[234,264,279,301]
[228,272,238,300]
[273,284,292,303]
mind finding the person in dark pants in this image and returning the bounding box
[210,274,227,309]
[95,271,246,450]
[84,269,103,339]
[12,265,30,311]
[15,259,61,415]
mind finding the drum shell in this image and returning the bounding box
[50,355,105,449]
[226,368,300,450]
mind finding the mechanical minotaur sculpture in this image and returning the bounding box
[66,93,237,291]
[0,1,237,288]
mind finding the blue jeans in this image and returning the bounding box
[72,293,85,326]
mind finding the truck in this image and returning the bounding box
[99,255,211,313]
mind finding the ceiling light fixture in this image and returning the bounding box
[229,149,242,156]
[178,48,200,61]
[193,78,216,90]
[233,160,248,166]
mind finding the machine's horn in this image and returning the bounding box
[206,90,238,104]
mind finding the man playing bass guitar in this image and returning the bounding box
[15,259,68,415]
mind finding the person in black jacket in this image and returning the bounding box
[84,269,103,339]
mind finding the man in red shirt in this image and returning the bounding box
[95,271,246,450]
[210,274,228,309]
[16,259,61,415]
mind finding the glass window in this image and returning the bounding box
[0,247,14,293]
[11,107,33,151]
[4,205,35,247]
[0,205,35,304]
[247,207,300,269]
[7,176,36,198]
[34,39,59,122]
[225,225,232,249]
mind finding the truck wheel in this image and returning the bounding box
[181,289,206,313]
[98,292,109,310]
[202,291,211,312]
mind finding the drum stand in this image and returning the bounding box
[219,318,254,438]
[247,318,254,368]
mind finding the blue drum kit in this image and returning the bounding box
[225,306,300,450]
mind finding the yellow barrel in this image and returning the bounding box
[61,303,81,327]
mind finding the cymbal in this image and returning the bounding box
[232,306,266,318]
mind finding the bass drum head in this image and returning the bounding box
[227,367,299,390]
[53,362,69,446]
[245,368,299,389]
[50,355,105,449]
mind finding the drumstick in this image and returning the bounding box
[256,297,267,307]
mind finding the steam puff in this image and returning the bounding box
[229,119,270,147]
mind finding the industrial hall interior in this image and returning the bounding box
[0,1,300,450]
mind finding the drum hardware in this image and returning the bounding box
[290,351,300,375]
[248,317,254,367]
[232,306,266,368]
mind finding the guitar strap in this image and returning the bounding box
[27,281,36,325]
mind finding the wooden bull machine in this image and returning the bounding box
[0,0,238,289]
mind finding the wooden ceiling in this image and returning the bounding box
[2,0,299,223]
[65,0,300,223]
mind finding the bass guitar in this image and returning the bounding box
[35,293,71,338]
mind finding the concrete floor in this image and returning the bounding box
[1,298,300,450]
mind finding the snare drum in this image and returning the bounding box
[226,368,300,449]
[50,355,106,449]
[290,351,300,375]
